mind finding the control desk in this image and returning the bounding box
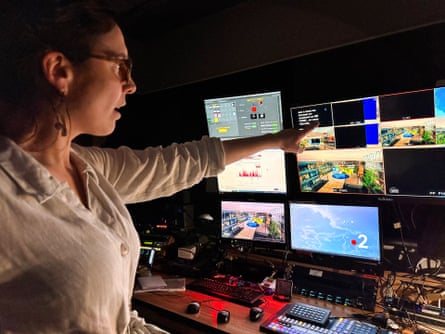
[132,280,366,334]
[132,277,443,334]
[134,249,445,334]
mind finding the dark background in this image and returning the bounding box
[79,3,445,272]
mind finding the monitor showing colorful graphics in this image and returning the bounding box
[291,87,445,199]
[289,201,381,263]
[204,91,287,194]
[220,200,287,247]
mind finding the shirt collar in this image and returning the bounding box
[0,136,96,203]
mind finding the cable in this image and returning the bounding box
[392,199,416,272]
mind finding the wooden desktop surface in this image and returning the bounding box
[133,250,445,334]
[132,283,374,334]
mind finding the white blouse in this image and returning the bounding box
[0,136,224,333]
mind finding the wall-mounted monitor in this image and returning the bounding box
[290,87,445,199]
[289,201,381,264]
[220,200,287,249]
[204,91,286,194]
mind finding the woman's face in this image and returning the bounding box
[67,24,136,138]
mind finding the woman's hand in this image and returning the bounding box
[275,121,319,154]
[222,121,319,165]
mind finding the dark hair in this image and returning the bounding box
[0,0,116,142]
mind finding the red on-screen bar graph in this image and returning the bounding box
[217,149,286,193]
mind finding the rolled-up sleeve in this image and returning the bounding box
[73,136,225,203]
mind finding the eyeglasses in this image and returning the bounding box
[88,54,133,84]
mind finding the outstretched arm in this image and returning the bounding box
[222,122,319,165]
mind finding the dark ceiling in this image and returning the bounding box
[107,0,445,94]
[111,0,245,38]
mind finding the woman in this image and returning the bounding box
[0,1,318,333]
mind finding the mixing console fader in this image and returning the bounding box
[260,302,395,334]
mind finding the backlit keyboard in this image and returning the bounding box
[186,277,264,306]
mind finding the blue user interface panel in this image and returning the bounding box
[289,201,381,262]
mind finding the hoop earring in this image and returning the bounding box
[54,91,68,137]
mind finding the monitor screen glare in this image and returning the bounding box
[289,202,381,262]
[204,91,286,193]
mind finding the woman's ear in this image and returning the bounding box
[41,52,72,95]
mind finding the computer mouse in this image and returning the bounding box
[186,301,201,314]
[217,309,230,323]
[249,306,264,321]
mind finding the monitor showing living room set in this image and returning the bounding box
[203,86,445,274]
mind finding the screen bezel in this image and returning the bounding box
[290,86,445,201]
[203,90,287,194]
[219,198,289,251]
[288,199,383,270]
